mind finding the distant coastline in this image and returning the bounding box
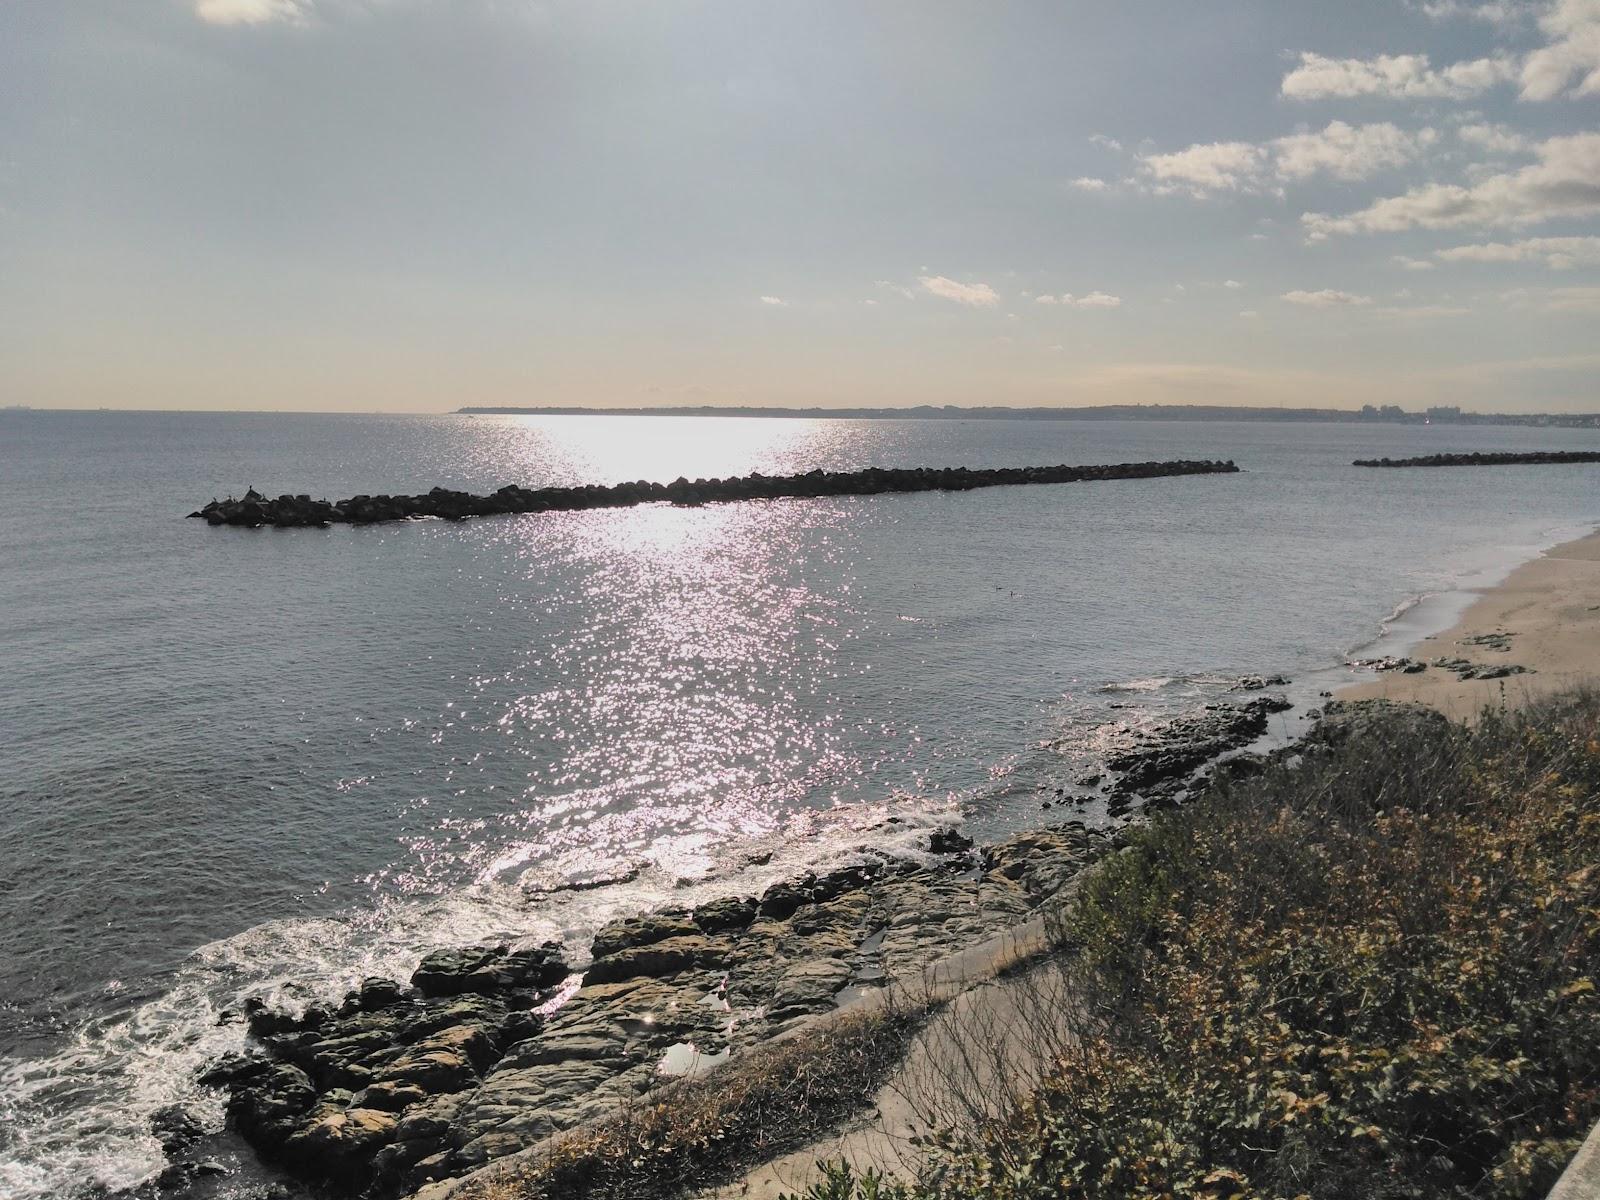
[457,402,1600,428]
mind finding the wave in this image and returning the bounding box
[0,795,956,1199]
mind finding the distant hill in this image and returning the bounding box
[456,403,1600,428]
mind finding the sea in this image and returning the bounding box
[3,409,1599,1198]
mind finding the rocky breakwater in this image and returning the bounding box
[187,460,1241,529]
[193,824,1117,1197]
[1353,451,1600,468]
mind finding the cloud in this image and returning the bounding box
[919,275,1000,306]
[1281,51,1515,99]
[1139,141,1266,192]
[1223,279,1243,288]
[1502,283,1600,310]
[759,295,786,306]
[1457,122,1535,155]
[1374,304,1473,318]
[1239,310,1262,318]
[1416,0,1529,24]
[1546,285,1600,310]
[1393,254,1437,270]
[195,0,306,25]
[1521,0,1600,99]
[1303,132,1600,237]
[1273,121,1438,182]
[1282,289,1374,306]
[1137,122,1438,195]
[874,280,915,299]
[1436,235,1600,267]
[1069,177,1110,192]
[1036,292,1123,308]
[1089,134,1124,152]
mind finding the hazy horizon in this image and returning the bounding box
[4,1,1599,413]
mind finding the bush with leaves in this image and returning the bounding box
[783,693,1600,1200]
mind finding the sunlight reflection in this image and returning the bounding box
[504,414,852,487]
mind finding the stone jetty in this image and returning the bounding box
[187,460,1240,528]
[1353,451,1600,468]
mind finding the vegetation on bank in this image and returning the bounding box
[790,693,1600,1200]
[468,1006,918,1200]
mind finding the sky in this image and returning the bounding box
[2,1,1598,413]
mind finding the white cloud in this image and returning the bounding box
[195,0,306,25]
[1457,123,1535,155]
[919,275,1000,306]
[1239,310,1262,318]
[1069,177,1110,192]
[1139,141,1266,193]
[1282,289,1374,306]
[1036,292,1123,308]
[1281,51,1515,99]
[1520,0,1600,99]
[1223,279,1243,288]
[1417,0,1529,25]
[1138,122,1437,195]
[1273,121,1438,182]
[874,280,915,299]
[1303,132,1600,237]
[1089,133,1123,152]
[759,296,786,306]
[1436,235,1600,267]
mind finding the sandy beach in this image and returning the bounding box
[1338,528,1600,719]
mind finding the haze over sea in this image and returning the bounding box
[3,408,1599,1197]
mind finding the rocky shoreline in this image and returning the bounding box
[1352,451,1600,469]
[191,825,1118,1197]
[148,692,1290,1199]
[185,460,1240,529]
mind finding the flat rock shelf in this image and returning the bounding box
[187,460,1241,529]
[1353,451,1600,468]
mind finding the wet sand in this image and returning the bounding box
[1338,528,1600,720]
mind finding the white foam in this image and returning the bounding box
[0,792,956,1197]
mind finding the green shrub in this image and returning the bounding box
[784,693,1600,1200]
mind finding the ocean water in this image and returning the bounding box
[2,409,1599,1197]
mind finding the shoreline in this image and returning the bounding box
[40,526,1600,1200]
[1337,526,1600,720]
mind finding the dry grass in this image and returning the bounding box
[786,691,1600,1200]
[461,1005,920,1200]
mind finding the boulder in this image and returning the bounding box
[584,934,725,984]
[692,894,758,933]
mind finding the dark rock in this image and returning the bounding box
[149,1105,205,1156]
[758,878,813,920]
[692,894,758,933]
[589,912,698,960]
[197,1051,269,1087]
[356,977,405,1011]
[226,1062,317,1149]
[410,943,566,997]
[189,460,1243,531]
[1105,696,1290,798]
[584,934,725,984]
[1355,451,1600,469]
[928,827,974,855]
